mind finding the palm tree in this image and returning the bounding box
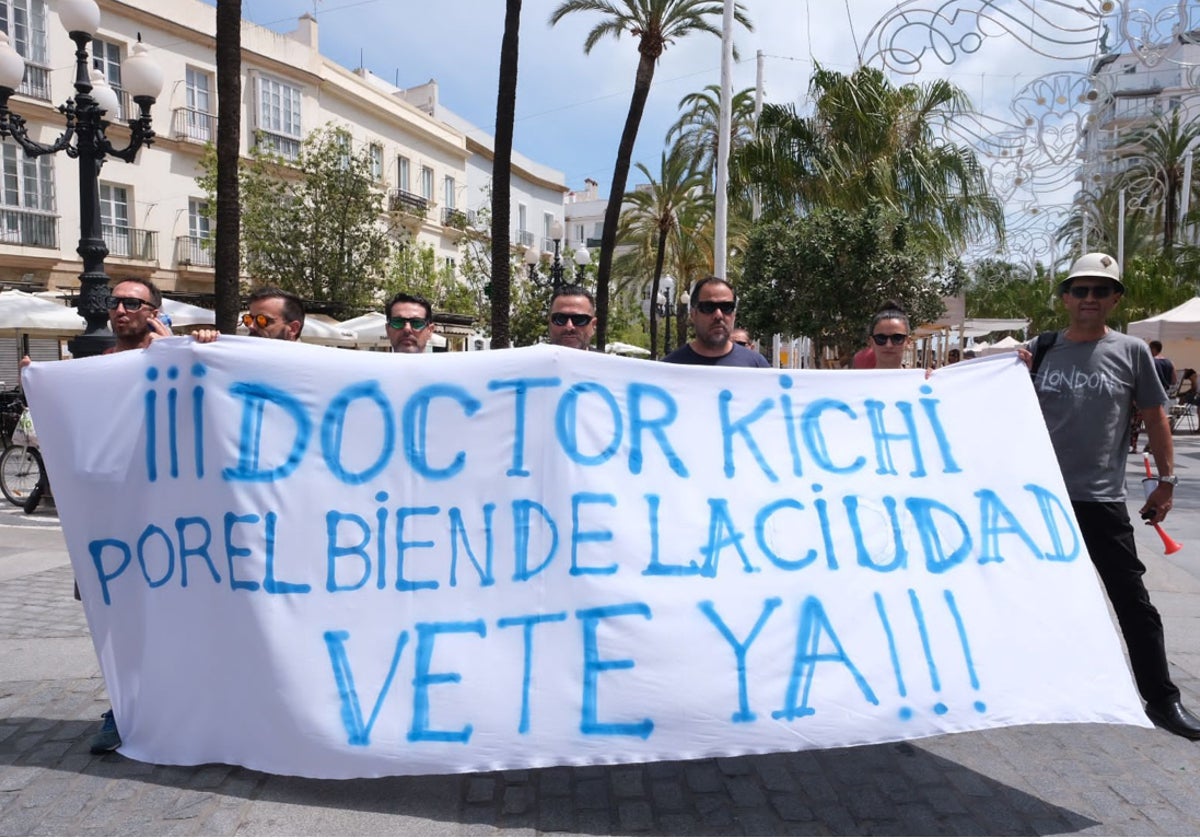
[214,0,242,333]
[490,0,523,349]
[734,65,1004,260]
[1055,184,1156,262]
[549,0,751,351]
[666,84,756,189]
[1116,110,1200,254]
[616,143,707,358]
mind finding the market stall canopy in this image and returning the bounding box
[1127,298,1200,342]
[963,318,1030,339]
[0,290,85,336]
[978,335,1023,356]
[160,297,216,328]
[606,341,650,357]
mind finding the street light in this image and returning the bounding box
[0,0,163,357]
[652,275,689,354]
[524,219,590,288]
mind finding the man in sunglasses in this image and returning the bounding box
[547,285,597,351]
[385,291,436,354]
[106,278,172,353]
[244,286,305,341]
[662,277,769,367]
[1024,251,1200,740]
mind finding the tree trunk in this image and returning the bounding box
[489,0,521,349]
[214,0,242,333]
[594,53,657,350]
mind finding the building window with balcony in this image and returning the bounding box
[369,143,383,181]
[255,75,302,159]
[444,175,455,210]
[99,183,131,257]
[91,38,125,119]
[180,66,214,143]
[178,199,213,267]
[1,0,49,100]
[397,156,410,192]
[420,166,434,201]
[0,144,56,247]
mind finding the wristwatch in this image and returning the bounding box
[1157,474,1179,487]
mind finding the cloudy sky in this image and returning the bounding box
[224,0,1187,260]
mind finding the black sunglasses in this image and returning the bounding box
[551,313,594,327]
[1067,284,1115,300]
[105,295,150,311]
[872,333,908,346]
[242,313,278,329]
[734,340,750,347]
[388,317,429,331]
[695,300,736,315]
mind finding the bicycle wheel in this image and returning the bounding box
[0,445,44,507]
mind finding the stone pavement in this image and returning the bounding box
[1,437,1199,836]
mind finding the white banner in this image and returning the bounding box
[24,341,1148,779]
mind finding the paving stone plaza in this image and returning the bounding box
[1,436,1198,836]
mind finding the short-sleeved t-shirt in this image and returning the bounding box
[1028,329,1167,502]
[662,342,771,367]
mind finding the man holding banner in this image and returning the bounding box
[1027,252,1200,740]
[547,285,597,351]
[385,292,436,354]
[662,277,770,368]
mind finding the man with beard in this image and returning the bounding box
[242,286,305,341]
[105,278,172,352]
[385,291,436,354]
[662,277,769,367]
[547,284,598,351]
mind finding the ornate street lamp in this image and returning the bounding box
[0,0,163,357]
[651,275,688,355]
[524,219,590,289]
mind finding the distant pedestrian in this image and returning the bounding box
[1149,340,1176,391]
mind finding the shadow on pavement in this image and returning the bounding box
[0,716,1096,836]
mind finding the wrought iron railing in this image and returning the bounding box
[175,235,214,267]
[0,208,58,248]
[171,107,215,143]
[102,225,156,260]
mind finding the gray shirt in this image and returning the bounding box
[1029,329,1166,502]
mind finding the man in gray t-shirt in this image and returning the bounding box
[1026,252,1199,740]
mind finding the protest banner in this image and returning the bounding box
[23,340,1149,779]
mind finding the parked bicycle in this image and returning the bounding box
[0,386,46,509]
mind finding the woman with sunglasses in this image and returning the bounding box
[867,302,912,370]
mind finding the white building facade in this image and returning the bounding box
[0,0,562,301]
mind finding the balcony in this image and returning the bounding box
[172,107,215,144]
[18,62,51,101]
[0,208,58,248]
[390,189,429,218]
[175,235,214,268]
[442,207,467,230]
[102,226,157,261]
[515,229,534,248]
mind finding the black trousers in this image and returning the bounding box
[1073,501,1179,705]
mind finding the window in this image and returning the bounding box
[369,144,383,181]
[0,144,55,247]
[99,183,130,256]
[184,66,213,142]
[91,38,124,119]
[255,75,302,158]
[443,176,455,210]
[575,223,585,245]
[335,130,352,170]
[420,166,434,201]
[0,0,49,98]
[188,199,211,240]
[397,156,410,192]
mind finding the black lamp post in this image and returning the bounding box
[524,219,590,289]
[0,0,163,357]
[655,275,677,354]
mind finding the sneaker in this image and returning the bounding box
[89,709,121,754]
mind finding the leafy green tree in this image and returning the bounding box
[740,205,945,364]
[200,125,392,318]
[735,65,1003,260]
[385,242,476,315]
[616,143,708,358]
[550,0,752,351]
[1117,110,1200,254]
[666,84,756,189]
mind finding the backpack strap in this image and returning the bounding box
[1030,330,1058,378]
